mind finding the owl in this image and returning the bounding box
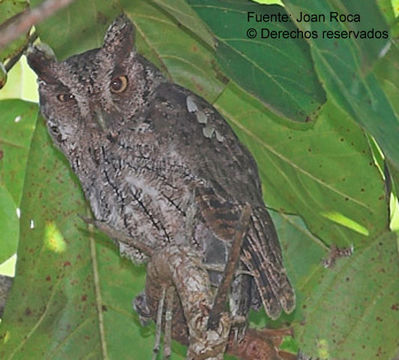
[27,15,295,322]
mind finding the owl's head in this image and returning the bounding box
[27,15,160,149]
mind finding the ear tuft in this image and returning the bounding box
[26,43,59,84]
[103,14,135,61]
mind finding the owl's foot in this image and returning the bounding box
[163,287,175,359]
[151,285,175,360]
[152,287,166,360]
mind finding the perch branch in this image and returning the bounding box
[146,245,231,359]
[143,249,297,360]
[0,0,75,50]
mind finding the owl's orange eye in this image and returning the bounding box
[57,93,75,102]
[110,75,128,93]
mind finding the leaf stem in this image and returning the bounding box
[88,220,109,360]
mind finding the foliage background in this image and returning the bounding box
[0,0,399,359]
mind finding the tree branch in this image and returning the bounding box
[146,245,231,360]
[141,243,298,360]
[0,0,76,50]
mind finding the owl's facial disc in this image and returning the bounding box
[26,14,155,144]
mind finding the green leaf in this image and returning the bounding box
[374,42,399,191]
[334,0,390,68]
[0,117,185,359]
[0,61,22,99]
[0,186,18,264]
[30,0,122,61]
[377,0,396,24]
[282,0,399,174]
[269,211,399,359]
[215,83,388,247]
[274,211,327,294]
[375,42,399,122]
[151,0,215,48]
[121,0,225,102]
[295,231,399,359]
[0,100,37,262]
[0,0,30,62]
[188,0,327,123]
[249,210,326,329]
[0,100,38,206]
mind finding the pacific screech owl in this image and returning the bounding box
[27,15,295,320]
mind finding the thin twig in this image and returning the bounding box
[207,204,252,331]
[0,0,76,50]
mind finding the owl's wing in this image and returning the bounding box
[146,82,295,319]
[194,185,295,319]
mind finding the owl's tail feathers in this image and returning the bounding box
[241,207,295,320]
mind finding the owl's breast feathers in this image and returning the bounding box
[139,83,295,319]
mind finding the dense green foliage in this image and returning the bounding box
[0,0,398,359]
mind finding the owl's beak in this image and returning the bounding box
[95,110,107,130]
[94,109,116,131]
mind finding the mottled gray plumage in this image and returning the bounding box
[27,15,295,320]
